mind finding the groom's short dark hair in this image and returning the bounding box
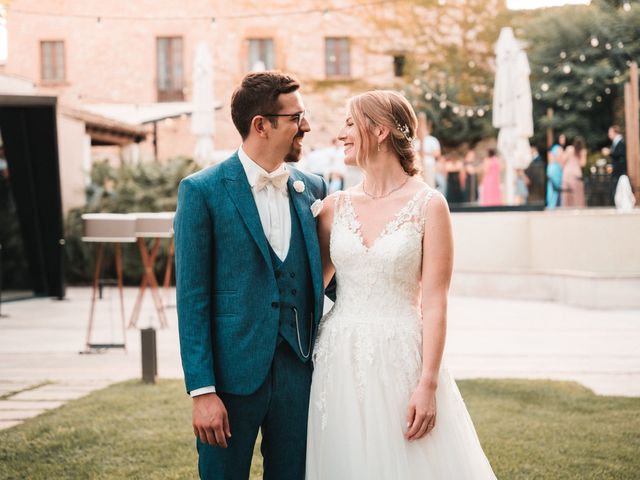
[231,71,300,139]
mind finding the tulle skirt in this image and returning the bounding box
[306,315,497,480]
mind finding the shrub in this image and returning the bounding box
[65,157,201,285]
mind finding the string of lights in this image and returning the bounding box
[532,33,638,111]
[10,0,400,22]
[412,79,491,118]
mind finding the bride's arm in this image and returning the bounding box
[317,193,337,288]
[406,192,454,441]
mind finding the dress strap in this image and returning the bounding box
[333,190,361,234]
[385,186,437,235]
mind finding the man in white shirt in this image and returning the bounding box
[414,112,440,188]
[174,72,328,479]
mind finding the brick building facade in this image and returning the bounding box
[1,0,402,162]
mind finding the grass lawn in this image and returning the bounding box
[0,379,638,479]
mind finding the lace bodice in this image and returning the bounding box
[328,187,436,324]
[311,187,438,426]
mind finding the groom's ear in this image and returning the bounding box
[252,115,270,138]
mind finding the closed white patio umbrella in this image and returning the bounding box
[492,27,534,205]
[191,42,216,166]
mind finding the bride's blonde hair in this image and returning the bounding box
[348,90,420,176]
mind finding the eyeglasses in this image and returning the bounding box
[259,110,306,128]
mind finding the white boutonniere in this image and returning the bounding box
[310,199,324,218]
[293,180,305,193]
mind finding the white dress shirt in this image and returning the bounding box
[190,146,293,397]
[612,134,623,150]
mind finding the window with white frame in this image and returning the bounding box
[40,41,65,83]
[157,36,184,102]
[325,37,350,78]
[248,38,274,71]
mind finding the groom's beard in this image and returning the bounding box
[284,132,304,163]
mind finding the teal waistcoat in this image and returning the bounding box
[268,200,314,361]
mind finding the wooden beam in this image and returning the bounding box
[628,62,640,203]
[546,108,554,150]
[87,128,134,146]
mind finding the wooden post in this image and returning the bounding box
[546,108,554,150]
[141,328,158,384]
[624,62,640,203]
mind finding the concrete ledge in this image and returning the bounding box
[451,269,640,309]
[451,208,640,274]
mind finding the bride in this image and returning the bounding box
[306,91,496,479]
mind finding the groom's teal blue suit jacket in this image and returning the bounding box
[174,153,327,396]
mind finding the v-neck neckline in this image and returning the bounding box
[344,188,425,251]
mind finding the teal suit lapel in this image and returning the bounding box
[287,173,323,304]
[222,155,272,268]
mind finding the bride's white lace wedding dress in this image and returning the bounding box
[306,187,496,479]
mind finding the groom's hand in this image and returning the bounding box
[192,393,231,448]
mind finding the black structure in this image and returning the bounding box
[0,95,65,299]
[449,203,546,213]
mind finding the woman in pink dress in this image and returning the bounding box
[480,149,502,206]
[561,137,586,207]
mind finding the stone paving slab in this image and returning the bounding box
[0,400,64,410]
[11,389,93,401]
[0,420,22,429]
[0,382,33,397]
[0,409,45,421]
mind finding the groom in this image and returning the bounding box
[174,71,327,479]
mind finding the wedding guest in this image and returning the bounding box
[414,112,441,188]
[479,149,502,206]
[601,125,627,204]
[515,168,529,205]
[463,150,479,203]
[561,138,586,208]
[434,154,448,198]
[525,145,546,204]
[546,145,564,209]
[446,155,465,204]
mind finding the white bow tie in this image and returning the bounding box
[255,170,290,193]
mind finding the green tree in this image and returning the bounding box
[520,0,640,150]
[366,0,513,148]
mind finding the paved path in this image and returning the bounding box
[1,287,639,430]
